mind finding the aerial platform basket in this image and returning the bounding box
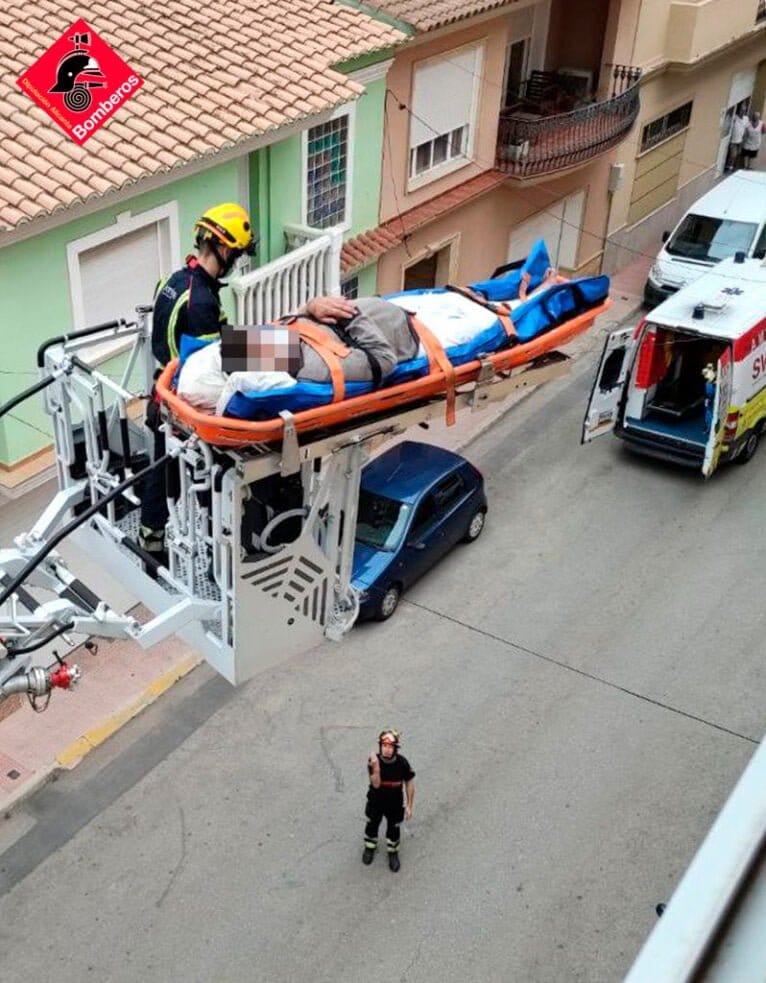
[0,289,609,703]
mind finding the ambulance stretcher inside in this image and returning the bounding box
[157,240,611,446]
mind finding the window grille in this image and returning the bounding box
[640,102,693,153]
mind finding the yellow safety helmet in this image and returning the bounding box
[194,202,257,256]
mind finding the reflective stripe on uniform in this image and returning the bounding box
[166,289,191,360]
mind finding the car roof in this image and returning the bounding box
[649,257,766,339]
[679,171,766,225]
[361,440,469,504]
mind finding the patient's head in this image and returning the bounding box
[221,325,302,375]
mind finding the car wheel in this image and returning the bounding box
[374,584,401,621]
[462,508,486,543]
[736,429,759,465]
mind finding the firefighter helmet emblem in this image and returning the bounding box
[48,32,106,112]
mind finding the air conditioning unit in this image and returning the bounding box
[507,140,530,162]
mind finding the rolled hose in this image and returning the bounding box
[259,508,308,555]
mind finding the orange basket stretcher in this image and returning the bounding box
[155,296,611,448]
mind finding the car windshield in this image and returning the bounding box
[666,214,757,262]
[356,490,411,551]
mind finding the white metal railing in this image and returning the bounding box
[229,226,343,325]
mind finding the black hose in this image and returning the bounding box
[5,621,75,655]
[36,320,127,368]
[0,453,172,609]
[0,374,58,422]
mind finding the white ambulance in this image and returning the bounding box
[583,255,766,476]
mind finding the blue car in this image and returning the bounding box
[353,441,488,621]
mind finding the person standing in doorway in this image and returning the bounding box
[727,108,749,171]
[362,730,415,872]
[742,112,764,170]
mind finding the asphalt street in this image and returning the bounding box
[0,338,763,983]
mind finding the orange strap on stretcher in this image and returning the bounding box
[445,284,517,342]
[493,305,518,341]
[408,315,458,426]
[283,319,350,404]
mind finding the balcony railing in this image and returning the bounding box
[229,226,342,324]
[496,66,641,179]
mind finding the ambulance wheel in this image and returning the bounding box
[736,429,759,464]
[375,584,401,621]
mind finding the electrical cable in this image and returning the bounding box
[0,452,173,610]
[384,86,766,280]
[5,621,75,656]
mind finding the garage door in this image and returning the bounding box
[507,190,585,270]
[78,223,164,327]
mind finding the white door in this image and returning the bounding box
[716,106,734,174]
[702,348,733,477]
[729,68,756,108]
[508,190,585,269]
[582,327,637,443]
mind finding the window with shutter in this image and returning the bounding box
[408,42,483,187]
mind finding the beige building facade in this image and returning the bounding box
[603,0,766,271]
[344,0,765,293]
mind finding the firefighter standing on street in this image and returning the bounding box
[139,202,257,557]
[363,729,415,872]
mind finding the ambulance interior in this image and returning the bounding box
[623,326,728,446]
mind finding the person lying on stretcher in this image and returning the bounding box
[176,269,561,416]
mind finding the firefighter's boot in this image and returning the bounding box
[362,840,377,865]
[387,841,400,872]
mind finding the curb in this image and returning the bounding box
[2,653,201,815]
[56,652,202,769]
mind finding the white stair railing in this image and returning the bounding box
[229,227,343,325]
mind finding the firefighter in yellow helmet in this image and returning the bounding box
[139,203,257,557]
[363,729,415,872]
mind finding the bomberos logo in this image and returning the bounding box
[17,18,144,146]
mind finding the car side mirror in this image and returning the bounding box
[661,230,670,243]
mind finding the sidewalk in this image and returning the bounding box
[0,251,652,814]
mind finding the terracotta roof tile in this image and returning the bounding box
[352,0,514,32]
[341,169,507,274]
[2,0,406,234]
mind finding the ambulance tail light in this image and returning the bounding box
[724,411,739,440]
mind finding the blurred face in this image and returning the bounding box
[380,735,397,758]
[222,325,302,375]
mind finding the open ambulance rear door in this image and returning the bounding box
[702,348,733,477]
[582,327,637,443]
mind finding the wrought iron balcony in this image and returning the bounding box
[496,66,641,179]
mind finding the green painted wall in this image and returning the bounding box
[0,160,247,465]
[351,77,386,236]
[356,264,378,296]
[261,77,388,257]
[0,67,390,467]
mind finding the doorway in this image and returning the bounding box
[403,242,453,290]
[503,38,530,108]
